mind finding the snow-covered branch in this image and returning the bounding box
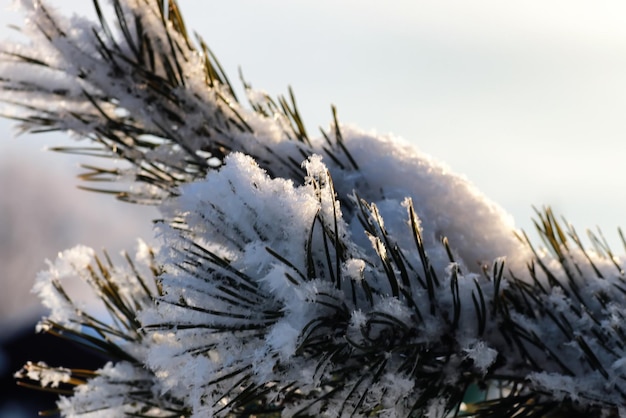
[3,1,626,417]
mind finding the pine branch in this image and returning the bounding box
[15,244,189,416]
[3,1,626,417]
[0,0,359,204]
[143,153,626,416]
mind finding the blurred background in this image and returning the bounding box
[2,0,626,415]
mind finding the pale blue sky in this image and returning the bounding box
[177,1,626,247]
[3,0,626,249]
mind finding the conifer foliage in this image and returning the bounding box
[3,1,626,417]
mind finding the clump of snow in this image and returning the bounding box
[32,245,95,332]
[342,258,366,282]
[142,146,530,414]
[143,153,349,408]
[57,361,172,418]
[134,238,155,268]
[15,361,71,388]
[462,340,498,374]
[333,128,530,272]
[349,309,367,329]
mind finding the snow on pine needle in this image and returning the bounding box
[15,241,187,417]
[3,0,626,417]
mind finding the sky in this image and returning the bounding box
[2,0,626,317]
[172,0,626,245]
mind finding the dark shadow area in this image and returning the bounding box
[0,316,105,417]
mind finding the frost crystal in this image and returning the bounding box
[15,361,71,388]
[33,246,95,332]
[463,340,498,374]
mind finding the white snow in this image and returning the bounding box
[15,361,71,388]
[32,245,95,332]
[342,258,366,282]
[462,340,498,374]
